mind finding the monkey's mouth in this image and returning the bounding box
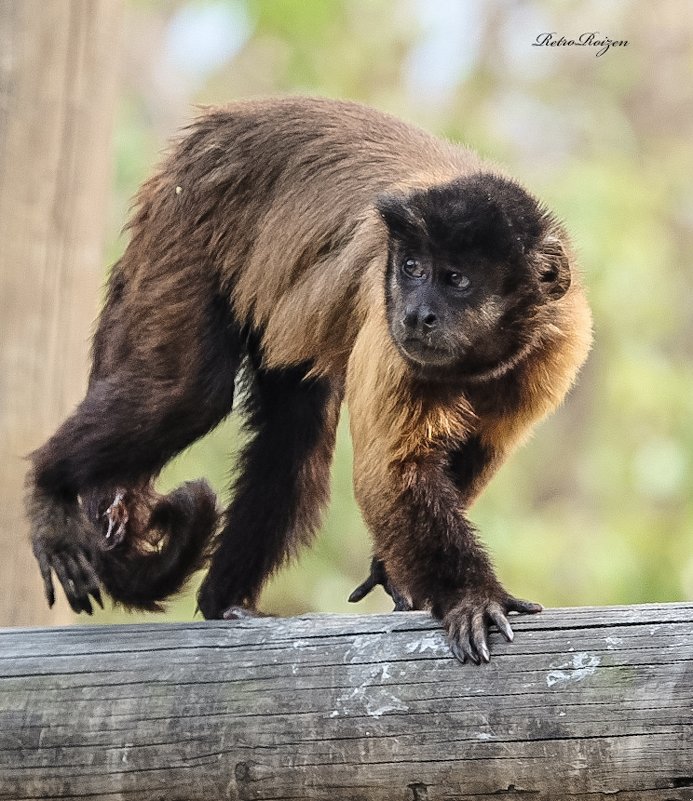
[398,337,455,367]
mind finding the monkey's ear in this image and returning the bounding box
[536,234,571,299]
[375,194,424,240]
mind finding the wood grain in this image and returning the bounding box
[0,604,691,800]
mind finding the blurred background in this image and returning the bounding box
[1,0,691,627]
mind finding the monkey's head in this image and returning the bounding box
[377,173,572,382]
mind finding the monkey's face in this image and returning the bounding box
[386,247,525,375]
[377,174,571,381]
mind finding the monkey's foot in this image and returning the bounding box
[444,589,542,665]
[348,557,413,612]
[196,572,268,620]
[103,489,128,549]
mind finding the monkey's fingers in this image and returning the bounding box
[446,592,536,664]
[349,556,392,604]
[49,553,93,615]
[103,489,129,549]
[471,610,491,663]
[446,615,480,665]
[449,638,472,665]
[505,596,543,615]
[348,574,378,604]
[391,590,413,612]
[485,596,541,645]
[34,548,55,608]
[74,551,104,609]
[64,552,91,608]
[488,602,514,642]
[349,558,412,611]
[348,557,385,602]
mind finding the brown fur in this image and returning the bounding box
[27,97,591,661]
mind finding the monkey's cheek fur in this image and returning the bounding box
[443,590,543,665]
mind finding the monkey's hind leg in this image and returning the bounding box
[28,289,244,613]
[197,359,341,619]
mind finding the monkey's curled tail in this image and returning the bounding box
[82,480,218,611]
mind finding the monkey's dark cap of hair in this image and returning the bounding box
[378,173,550,261]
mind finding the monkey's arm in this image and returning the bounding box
[347,321,540,663]
[348,433,502,610]
[362,446,541,663]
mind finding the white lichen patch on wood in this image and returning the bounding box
[546,652,601,687]
[333,663,409,719]
[404,631,448,654]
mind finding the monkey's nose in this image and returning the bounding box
[403,305,437,333]
[421,310,437,329]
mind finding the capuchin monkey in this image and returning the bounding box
[26,97,592,664]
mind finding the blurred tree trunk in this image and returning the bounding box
[0,1,122,625]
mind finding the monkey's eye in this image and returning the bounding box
[448,272,471,290]
[401,258,425,280]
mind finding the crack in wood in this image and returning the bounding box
[408,782,429,800]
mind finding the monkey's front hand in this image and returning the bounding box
[443,586,542,664]
[348,557,414,611]
[29,496,104,615]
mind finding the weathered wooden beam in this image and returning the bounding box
[0,603,691,800]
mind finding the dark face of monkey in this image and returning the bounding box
[378,174,571,382]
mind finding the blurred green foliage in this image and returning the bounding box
[91,0,692,624]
